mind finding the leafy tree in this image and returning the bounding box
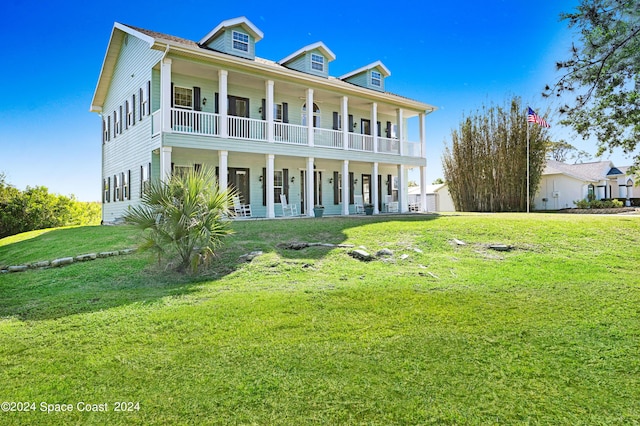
[124,167,234,273]
[545,0,640,169]
[432,178,445,185]
[443,97,549,212]
[0,173,101,238]
[546,140,593,163]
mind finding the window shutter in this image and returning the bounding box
[120,172,125,201]
[262,167,267,206]
[214,92,219,114]
[332,112,339,130]
[132,94,136,126]
[102,120,106,144]
[349,172,354,204]
[113,111,117,137]
[146,81,151,115]
[261,98,266,121]
[171,163,175,174]
[193,87,201,111]
[282,102,288,123]
[139,88,144,119]
[194,163,202,172]
[107,177,111,202]
[377,121,381,137]
[333,171,339,204]
[125,101,129,130]
[119,106,123,133]
[107,116,111,141]
[386,121,391,138]
[113,174,117,201]
[387,174,392,195]
[170,83,174,108]
[127,170,132,200]
[348,114,354,133]
[377,174,383,211]
[283,168,289,200]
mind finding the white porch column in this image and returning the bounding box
[342,160,350,215]
[397,108,404,156]
[219,70,228,138]
[218,150,228,192]
[160,146,172,182]
[266,80,274,143]
[161,58,172,132]
[342,96,349,150]
[420,166,428,212]
[398,164,408,213]
[419,112,426,158]
[372,162,379,214]
[266,154,275,218]
[306,88,314,147]
[371,102,378,153]
[306,157,315,217]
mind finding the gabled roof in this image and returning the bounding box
[278,41,336,65]
[198,16,264,46]
[543,160,615,182]
[90,23,158,112]
[339,60,391,80]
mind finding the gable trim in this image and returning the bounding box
[339,60,391,80]
[198,16,264,46]
[278,41,336,65]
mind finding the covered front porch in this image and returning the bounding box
[155,147,429,218]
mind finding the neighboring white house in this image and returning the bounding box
[90,17,436,223]
[408,183,455,212]
[534,160,636,210]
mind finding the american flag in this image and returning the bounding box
[527,107,550,128]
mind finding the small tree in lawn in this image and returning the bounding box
[124,166,234,273]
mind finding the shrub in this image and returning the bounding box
[574,198,624,209]
[124,167,234,273]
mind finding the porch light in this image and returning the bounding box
[291,176,295,183]
[259,175,263,182]
[329,177,333,184]
[354,179,358,185]
[202,97,207,106]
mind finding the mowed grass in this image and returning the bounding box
[0,213,639,425]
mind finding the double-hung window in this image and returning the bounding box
[311,54,324,72]
[173,86,193,109]
[371,71,382,87]
[232,31,249,52]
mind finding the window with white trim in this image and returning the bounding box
[113,174,120,201]
[371,71,382,87]
[103,178,110,203]
[338,173,343,203]
[232,31,249,52]
[274,170,283,201]
[114,110,120,136]
[122,171,129,200]
[302,103,320,127]
[311,53,324,71]
[173,86,193,109]
[141,163,150,196]
[274,104,283,122]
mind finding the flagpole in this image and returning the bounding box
[526,121,530,213]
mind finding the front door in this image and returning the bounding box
[228,95,250,138]
[300,170,322,214]
[362,174,371,204]
[229,168,250,204]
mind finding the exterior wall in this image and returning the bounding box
[101,34,163,223]
[345,69,385,92]
[534,174,589,210]
[435,186,455,212]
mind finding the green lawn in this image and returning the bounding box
[1,214,639,425]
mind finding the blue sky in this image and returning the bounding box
[0,0,629,201]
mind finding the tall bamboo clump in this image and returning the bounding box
[443,97,549,212]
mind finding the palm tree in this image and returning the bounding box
[125,166,234,273]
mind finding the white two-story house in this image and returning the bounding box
[90,17,436,222]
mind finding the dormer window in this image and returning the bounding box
[232,31,249,52]
[371,71,382,87]
[311,54,324,72]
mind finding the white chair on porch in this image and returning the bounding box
[280,194,298,217]
[354,195,365,214]
[384,195,399,213]
[233,195,252,218]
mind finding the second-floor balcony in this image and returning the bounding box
[152,108,423,157]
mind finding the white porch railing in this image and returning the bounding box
[314,128,343,149]
[161,109,422,157]
[378,137,400,154]
[274,122,307,145]
[152,110,161,136]
[348,133,373,152]
[171,109,219,136]
[228,116,266,141]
